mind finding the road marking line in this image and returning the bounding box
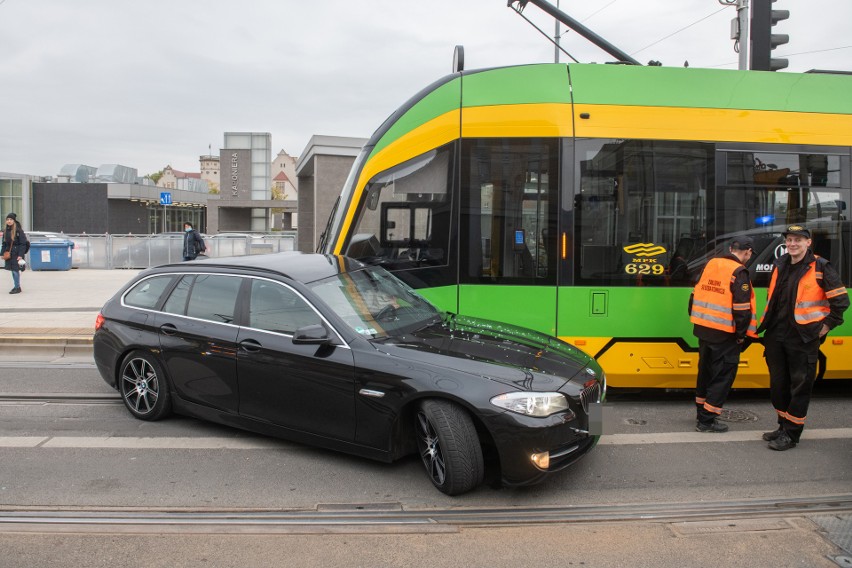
[0,436,282,449]
[597,428,852,445]
[0,429,850,449]
[0,437,49,447]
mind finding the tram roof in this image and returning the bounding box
[366,63,852,159]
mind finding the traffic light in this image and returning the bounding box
[751,0,789,71]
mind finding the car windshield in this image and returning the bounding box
[307,266,441,339]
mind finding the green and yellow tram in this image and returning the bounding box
[321,63,852,389]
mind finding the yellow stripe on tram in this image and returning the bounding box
[560,336,852,389]
[333,110,460,253]
[334,102,852,253]
[572,104,852,147]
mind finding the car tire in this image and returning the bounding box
[415,399,484,496]
[118,351,172,421]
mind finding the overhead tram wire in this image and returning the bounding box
[511,5,581,63]
[580,0,620,23]
[630,6,731,56]
[552,1,619,44]
[705,45,852,69]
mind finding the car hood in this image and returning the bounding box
[370,313,595,391]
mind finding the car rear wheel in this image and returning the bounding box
[119,351,171,421]
[415,400,484,496]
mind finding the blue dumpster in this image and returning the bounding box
[29,240,75,271]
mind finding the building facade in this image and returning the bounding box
[207,132,297,234]
[0,173,35,227]
[157,166,209,193]
[199,154,220,193]
[295,135,366,252]
[31,182,206,234]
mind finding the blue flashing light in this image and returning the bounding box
[756,215,775,226]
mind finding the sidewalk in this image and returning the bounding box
[0,268,142,362]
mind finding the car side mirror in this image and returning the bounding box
[293,324,331,345]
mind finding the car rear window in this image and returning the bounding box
[186,274,242,324]
[123,275,175,309]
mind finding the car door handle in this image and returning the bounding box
[239,338,263,353]
[159,324,178,336]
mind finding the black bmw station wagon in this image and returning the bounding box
[94,253,605,495]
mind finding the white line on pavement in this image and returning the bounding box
[0,429,850,449]
[597,428,852,445]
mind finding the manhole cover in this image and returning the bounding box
[718,408,759,423]
[813,515,852,556]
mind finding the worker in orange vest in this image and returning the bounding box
[689,236,758,433]
[757,225,849,450]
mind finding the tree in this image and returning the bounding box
[271,185,289,201]
[270,185,289,214]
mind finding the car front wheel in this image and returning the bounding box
[118,351,171,421]
[415,400,484,496]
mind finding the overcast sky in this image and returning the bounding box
[1,0,849,178]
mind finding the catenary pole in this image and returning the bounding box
[554,0,560,63]
[738,0,750,70]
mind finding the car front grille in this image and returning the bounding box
[580,381,602,413]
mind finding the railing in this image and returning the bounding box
[47,233,298,269]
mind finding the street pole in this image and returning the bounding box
[738,0,750,70]
[554,0,560,63]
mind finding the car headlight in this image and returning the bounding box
[490,392,569,417]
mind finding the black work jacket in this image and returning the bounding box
[758,250,850,343]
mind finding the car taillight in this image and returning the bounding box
[95,313,105,331]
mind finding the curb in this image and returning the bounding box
[0,337,94,360]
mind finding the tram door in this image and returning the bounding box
[459,138,559,335]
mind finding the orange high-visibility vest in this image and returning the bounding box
[762,258,840,326]
[691,257,758,337]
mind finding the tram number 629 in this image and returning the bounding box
[624,263,665,275]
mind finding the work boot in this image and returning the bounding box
[762,427,784,441]
[768,431,797,451]
[696,420,729,433]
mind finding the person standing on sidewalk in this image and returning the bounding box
[689,236,758,433]
[182,222,206,261]
[757,225,849,451]
[2,212,29,294]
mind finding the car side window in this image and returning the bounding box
[186,275,242,324]
[248,279,322,335]
[162,275,193,315]
[123,275,175,309]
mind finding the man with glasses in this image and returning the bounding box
[689,236,758,432]
[758,225,849,450]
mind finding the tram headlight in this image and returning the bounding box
[490,392,570,417]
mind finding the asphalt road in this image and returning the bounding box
[1,365,851,567]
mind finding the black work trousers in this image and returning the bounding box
[695,337,740,424]
[763,334,820,443]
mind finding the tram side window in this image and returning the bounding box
[344,145,453,269]
[574,139,713,286]
[459,138,558,285]
[718,150,850,286]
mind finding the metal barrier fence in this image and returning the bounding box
[54,233,297,269]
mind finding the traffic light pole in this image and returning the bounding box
[750,0,789,71]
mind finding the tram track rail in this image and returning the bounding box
[0,393,120,405]
[1,495,850,535]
